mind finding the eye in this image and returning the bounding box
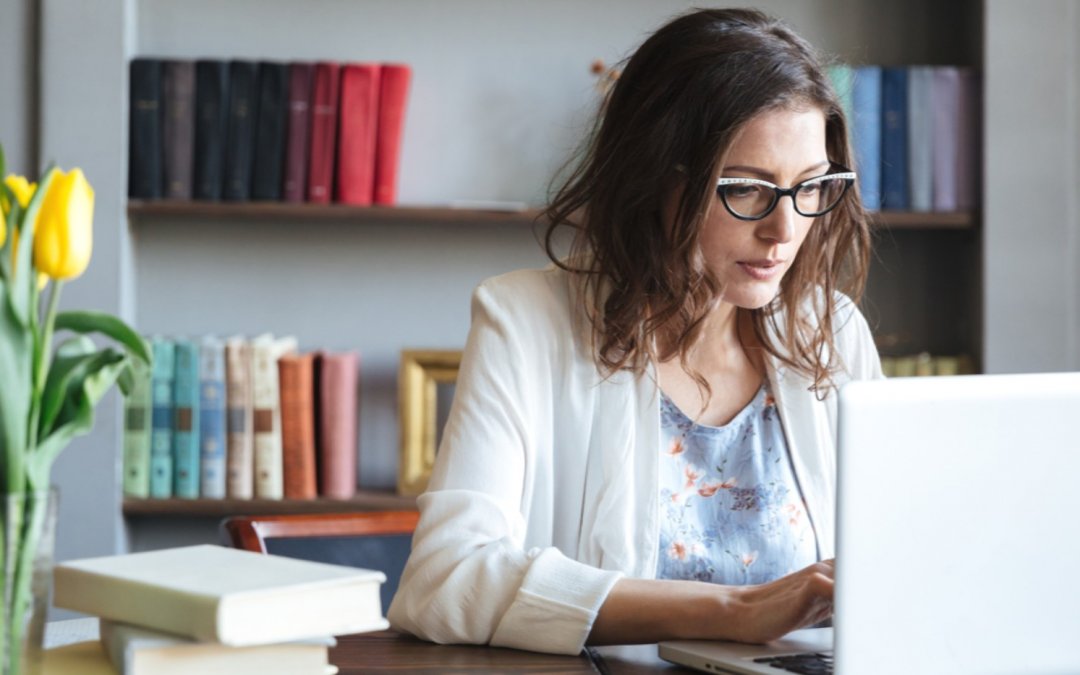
[723,184,762,199]
[797,182,822,196]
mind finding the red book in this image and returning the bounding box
[306,61,341,203]
[282,63,314,203]
[373,64,412,205]
[335,63,381,205]
[279,354,317,500]
[317,352,358,499]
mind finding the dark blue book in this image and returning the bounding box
[252,62,290,200]
[881,67,909,210]
[194,60,229,201]
[851,66,882,211]
[128,59,163,199]
[223,60,259,201]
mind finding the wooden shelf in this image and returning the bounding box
[123,490,416,518]
[128,201,974,230]
[127,200,542,225]
[872,210,975,229]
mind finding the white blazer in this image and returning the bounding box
[388,265,883,654]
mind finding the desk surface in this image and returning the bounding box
[330,631,689,674]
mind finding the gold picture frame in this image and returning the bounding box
[398,349,463,496]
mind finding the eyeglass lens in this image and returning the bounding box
[721,176,848,218]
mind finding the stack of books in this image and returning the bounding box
[123,334,359,502]
[128,59,412,206]
[50,544,387,674]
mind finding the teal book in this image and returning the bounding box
[827,63,854,131]
[121,359,152,498]
[172,339,201,499]
[199,336,227,499]
[150,338,176,498]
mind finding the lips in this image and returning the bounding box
[736,259,785,281]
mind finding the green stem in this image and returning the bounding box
[26,281,61,466]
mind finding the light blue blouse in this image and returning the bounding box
[656,382,818,585]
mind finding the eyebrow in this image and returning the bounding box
[722,161,830,181]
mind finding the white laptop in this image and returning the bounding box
[660,372,1080,675]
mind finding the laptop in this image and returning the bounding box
[659,372,1080,674]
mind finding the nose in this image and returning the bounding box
[756,194,796,244]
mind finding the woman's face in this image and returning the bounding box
[698,106,828,310]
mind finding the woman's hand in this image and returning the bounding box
[719,559,835,644]
[589,560,834,646]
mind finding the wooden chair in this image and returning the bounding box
[221,511,420,615]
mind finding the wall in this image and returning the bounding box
[984,0,1080,373]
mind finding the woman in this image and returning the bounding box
[388,7,881,655]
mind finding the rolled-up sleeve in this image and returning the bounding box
[387,278,623,655]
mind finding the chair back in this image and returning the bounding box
[221,511,419,615]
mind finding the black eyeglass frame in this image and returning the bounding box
[714,163,857,221]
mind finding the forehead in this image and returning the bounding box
[723,107,827,171]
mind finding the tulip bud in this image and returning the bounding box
[33,168,94,280]
[1,175,36,250]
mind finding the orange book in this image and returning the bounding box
[279,353,318,500]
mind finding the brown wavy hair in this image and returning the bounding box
[543,7,871,396]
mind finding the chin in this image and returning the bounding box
[724,284,782,311]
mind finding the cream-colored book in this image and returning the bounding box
[251,334,298,499]
[54,545,388,647]
[101,620,338,675]
[225,336,255,499]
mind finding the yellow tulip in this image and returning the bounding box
[33,168,94,280]
[1,175,36,249]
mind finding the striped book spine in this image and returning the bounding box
[122,360,152,498]
[172,339,201,499]
[225,336,254,499]
[149,338,176,498]
[199,337,227,499]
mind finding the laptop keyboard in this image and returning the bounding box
[752,651,833,674]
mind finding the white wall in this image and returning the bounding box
[984,0,1080,373]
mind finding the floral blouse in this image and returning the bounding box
[657,381,818,585]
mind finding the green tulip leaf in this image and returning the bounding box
[0,184,14,283]
[0,283,33,488]
[10,166,57,329]
[54,311,151,366]
[30,354,130,491]
[37,339,111,440]
[116,361,135,397]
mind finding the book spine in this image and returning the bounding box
[932,67,961,212]
[223,60,259,201]
[194,59,230,201]
[336,63,382,205]
[306,62,341,203]
[122,360,152,498]
[199,337,227,499]
[373,63,411,205]
[279,354,318,499]
[225,337,254,499]
[851,66,882,211]
[318,352,358,499]
[283,63,315,202]
[827,64,855,127]
[149,338,176,498]
[162,60,196,200]
[907,66,935,212]
[128,58,163,199]
[252,62,290,201]
[252,336,297,499]
[880,67,909,210]
[955,68,980,211]
[172,339,201,499]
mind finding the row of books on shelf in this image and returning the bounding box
[123,334,359,501]
[128,59,411,206]
[880,353,975,378]
[828,64,978,212]
[51,545,386,674]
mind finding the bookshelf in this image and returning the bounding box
[123,490,415,518]
[127,201,976,231]
[37,0,999,559]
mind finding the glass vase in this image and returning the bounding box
[1,489,58,675]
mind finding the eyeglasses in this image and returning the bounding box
[715,164,856,221]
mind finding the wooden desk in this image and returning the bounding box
[329,631,690,673]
